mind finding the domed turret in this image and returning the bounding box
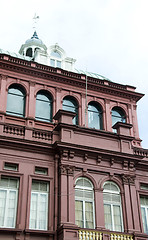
[19,31,47,59]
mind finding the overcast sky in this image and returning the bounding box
[0,0,147,148]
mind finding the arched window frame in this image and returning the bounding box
[35,90,53,122]
[88,101,103,130]
[75,177,95,229]
[62,96,78,125]
[6,84,26,117]
[111,107,126,127]
[26,48,33,57]
[103,181,124,232]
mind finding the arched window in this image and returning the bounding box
[103,181,123,232]
[112,107,126,127]
[75,178,95,229]
[50,51,61,68]
[26,48,33,57]
[35,91,52,122]
[88,102,103,130]
[63,96,78,125]
[6,85,26,117]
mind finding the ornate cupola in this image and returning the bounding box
[19,31,47,59]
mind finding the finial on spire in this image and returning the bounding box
[33,13,39,31]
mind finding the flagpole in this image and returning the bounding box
[85,70,88,127]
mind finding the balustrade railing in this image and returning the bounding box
[78,230,133,240]
[3,124,25,136]
[78,230,102,240]
[32,129,52,141]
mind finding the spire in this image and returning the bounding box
[31,31,39,40]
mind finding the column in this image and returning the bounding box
[129,177,140,232]
[59,164,68,224]
[95,188,105,229]
[105,99,112,131]
[0,74,7,113]
[67,165,75,223]
[122,175,133,232]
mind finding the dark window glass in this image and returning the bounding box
[35,91,52,122]
[112,107,126,127]
[88,102,103,130]
[6,85,26,117]
[63,97,78,125]
[26,48,33,57]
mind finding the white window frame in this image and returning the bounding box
[75,177,95,229]
[29,181,49,230]
[0,177,19,228]
[140,196,148,234]
[103,181,124,232]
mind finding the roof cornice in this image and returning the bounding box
[0,53,144,102]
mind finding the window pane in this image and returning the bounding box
[103,182,123,232]
[140,197,148,234]
[7,94,25,117]
[0,178,18,228]
[88,103,102,130]
[6,86,25,117]
[30,181,49,230]
[0,190,6,226]
[50,59,55,66]
[75,200,83,228]
[75,178,95,229]
[6,190,17,227]
[35,92,52,122]
[104,204,112,230]
[113,205,122,232]
[30,193,38,229]
[63,97,78,125]
[85,202,94,229]
[112,108,126,128]
[57,61,61,68]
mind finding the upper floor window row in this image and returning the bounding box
[6,84,126,130]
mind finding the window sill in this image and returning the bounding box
[25,229,55,236]
[0,227,22,233]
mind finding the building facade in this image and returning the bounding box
[0,32,148,240]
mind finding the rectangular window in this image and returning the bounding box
[140,196,148,234]
[29,180,49,230]
[0,177,19,228]
[4,163,18,171]
[35,167,48,175]
[141,184,148,191]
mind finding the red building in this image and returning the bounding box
[0,32,148,240]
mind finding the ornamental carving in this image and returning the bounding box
[59,164,67,175]
[122,174,135,185]
[97,155,102,164]
[59,164,75,176]
[0,74,7,81]
[60,150,68,160]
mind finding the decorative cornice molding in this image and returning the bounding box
[0,58,143,102]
